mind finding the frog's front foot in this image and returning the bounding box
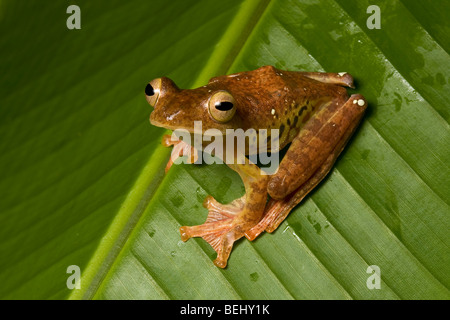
[180,195,256,268]
[162,134,198,173]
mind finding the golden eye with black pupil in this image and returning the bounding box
[145,78,162,107]
[215,101,234,111]
[208,91,236,123]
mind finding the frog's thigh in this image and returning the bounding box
[267,94,366,200]
[300,72,354,88]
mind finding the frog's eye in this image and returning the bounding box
[145,78,162,107]
[208,91,236,123]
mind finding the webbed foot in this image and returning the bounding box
[180,195,248,268]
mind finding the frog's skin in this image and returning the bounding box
[145,66,367,268]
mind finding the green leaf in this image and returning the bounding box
[0,0,448,300]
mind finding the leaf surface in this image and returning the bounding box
[0,0,448,300]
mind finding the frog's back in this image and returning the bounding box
[209,66,349,151]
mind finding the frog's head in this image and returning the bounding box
[145,77,242,135]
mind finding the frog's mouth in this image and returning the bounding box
[150,118,229,137]
[149,107,235,136]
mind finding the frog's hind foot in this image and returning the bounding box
[179,196,245,268]
[162,134,198,173]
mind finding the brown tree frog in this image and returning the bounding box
[145,66,366,268]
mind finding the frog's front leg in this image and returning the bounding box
[180,157,268,268]
[245,94,367,240]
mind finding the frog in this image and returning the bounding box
[145,66,367,268]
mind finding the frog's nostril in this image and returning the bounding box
[145,83,155,96]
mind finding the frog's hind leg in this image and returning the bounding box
[300,72,355,88]
[245,94,367,241]
[245,139,345,240]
